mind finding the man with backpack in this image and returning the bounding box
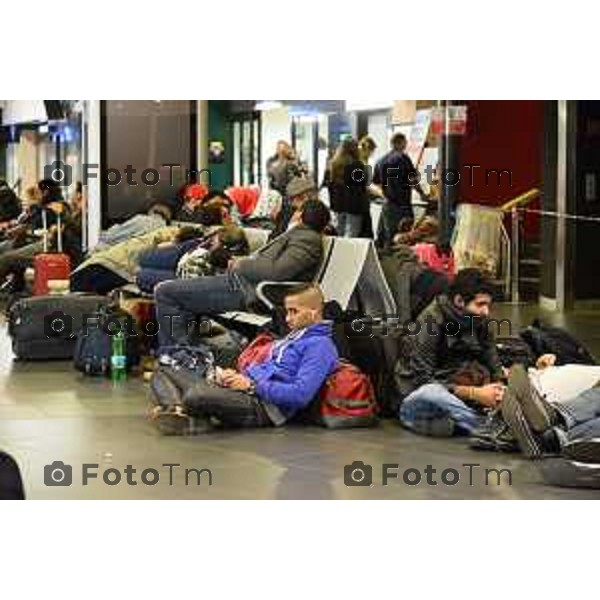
[151,284,339,435]
[396,268,506,437]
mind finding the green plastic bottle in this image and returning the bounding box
[111,329,127,382]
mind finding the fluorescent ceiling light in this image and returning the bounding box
[255,100,283,111]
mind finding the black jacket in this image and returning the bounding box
[394,295,503,401]
[323,168,368,216]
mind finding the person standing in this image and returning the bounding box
[373,133,429,247]
[323,138,368,237]
[266,141,302,196]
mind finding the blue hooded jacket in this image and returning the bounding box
[244,321,339,422]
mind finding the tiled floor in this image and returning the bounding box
[2,302,600,499]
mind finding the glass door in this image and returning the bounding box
[231,112,261,186]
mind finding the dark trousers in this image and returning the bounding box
[379,200,414,248]
[71,264,128,295]
[154,274,247,348]
[184,379,272,428]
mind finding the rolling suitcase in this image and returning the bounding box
[33,209,71,296]
[8,293,110,360]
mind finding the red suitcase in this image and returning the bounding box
[33,209,71,296]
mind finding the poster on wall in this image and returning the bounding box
[209,140,225,164]
[406,109,432,166]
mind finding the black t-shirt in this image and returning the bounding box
[373,150,417,206]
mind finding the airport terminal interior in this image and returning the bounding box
[1,100,600,499]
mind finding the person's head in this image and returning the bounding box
[330,137,359,182]
[358,135,377,160]
[286,176,316,209]
[24,185,41,206]
[37,179,63,203]
[449,268,497,318]
[276,140,293,159]
[195,203,225,226]
[217,225,249,255]
[391,132,407,153]
[299,199,331,233]
[147,202,173,223]
[284,283,325,331]
[202,190,234,222]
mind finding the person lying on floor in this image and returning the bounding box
[151,284,339,435]
[396,268,506,437]
[154,199,331,349]
[499,360,600,459]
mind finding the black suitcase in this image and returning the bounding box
[8,293,110,360]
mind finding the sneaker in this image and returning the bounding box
[500,388,544,458]
[563,437,600,464]
[469,410,520,453]
[508,365,556,433]
[150,405,193,436]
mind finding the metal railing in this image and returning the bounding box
[499,188,541,303]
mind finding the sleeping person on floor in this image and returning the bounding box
[151,284,339,435]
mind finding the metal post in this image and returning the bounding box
[511,206,520,303]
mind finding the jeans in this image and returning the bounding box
[335,212,363,237]
[138,239,199,270]
[554,387,600,441]
[184,379,272,428]
[399,383,486,436]
[379,201,414,248]
[154,274,247,348]
[70,263,128,294]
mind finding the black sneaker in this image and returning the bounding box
[469,410,520,453]
[508,365,556,433]
[563,438,600,464]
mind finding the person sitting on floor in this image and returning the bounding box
[154,199,331,349]
[393,199,439,247]
[151,283,339,435]
[173,183,209,222]
[396,268,506,437]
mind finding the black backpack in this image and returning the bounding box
[73,309,141,376]
[496,336,536,368]
[0,180,22,222]
[520,319,597,366]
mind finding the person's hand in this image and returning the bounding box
[227,257,239,271]
[221,371,253,391]
[536,354,557,370]
[215,367,236,386]
[474,383,505,408]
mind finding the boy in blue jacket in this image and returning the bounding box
[154,283,339,434]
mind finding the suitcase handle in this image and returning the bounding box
[42,208,63,254]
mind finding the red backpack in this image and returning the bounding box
[237,331,275,372]
[316,361,378,429]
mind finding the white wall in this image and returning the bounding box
[260,106,291,187]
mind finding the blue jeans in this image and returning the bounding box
[335,212,363,237]
[154,274,247,349]
[554,387,600,441]
[399,383,486,437]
